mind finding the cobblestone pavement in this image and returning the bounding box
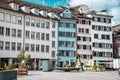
[17,70,120,80]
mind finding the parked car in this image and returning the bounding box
[118,68,120,75]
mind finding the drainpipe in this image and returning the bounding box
[23,14,26,56]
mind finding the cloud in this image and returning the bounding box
[109,7,120,25]
[69,0,120,10]
[69,0,120,25]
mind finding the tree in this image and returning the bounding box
[17,49,31,69]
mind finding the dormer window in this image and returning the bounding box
[9,3,19,11]
[39,10,47,17]
[13,3,19,11]
[24,6,30,13]
[34,8,39,15]
[48,12,55,18]
[51,13,55,18]
[31,8,39,15]
[43,10,47,17]
[61,9,72,18]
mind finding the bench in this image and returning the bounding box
[55,67,80,72]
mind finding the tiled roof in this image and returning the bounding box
[0,0,58,20]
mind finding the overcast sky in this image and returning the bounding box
[24,0,120,25]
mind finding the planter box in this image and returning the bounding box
[0,70,17,80]
[17,69,28,75]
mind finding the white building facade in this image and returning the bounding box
[86,11,113,68]
[0,0,58,70]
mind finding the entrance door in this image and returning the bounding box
[60,61,63,67]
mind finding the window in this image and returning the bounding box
[11,42,16,50]
[83,37,86,41]
[85,29,89,33]
[41,33,44,40]
[108,19,111,23]
[52,21,55,28]
[46,22,50,29]
[36,45,40,52]
[0,41,4,50]
[17,43,21,50]
[82,28,84,33]
[6,13,11,22]
[25,43,29,51]
[52,51,55,58]
[24,6,30,13]
[36,20,40,27]
[31,19,35,27]
[66,23,70,28]
[99,43,102,48]
[103,18,106,23]
[36,32,40,40]
[52,31,55,38]
[26,18,30,26]
[94,34,98,39]
[77,45,82,49]
[5,42,10,50]
[31,31,35,39]
[34,8,39,15]
[31,44,35,51]
[17,30,22,37]
[101,34,105,39]
[41,45,44,52]
[46,45,49,52]
[52,41,55,47]
[6,28,10,36]
[106,35,110,40]
[83,45,87,49]
[93,43,95,47]
[18,16,22,25]
[63,13,71,18]
[43,10,47,17]
[12,15,16,23]
[26,31,30,38]
[12,29,16,37]
[13,3,19,11]
[97,17,101,22]
[92,25,95,30]
[0,12,4,21]
[78,28,81,33]
[92,17,95,21]
[41,22,45,28]
[46,34,49,40]
[0,27,4,35]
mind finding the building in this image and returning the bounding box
[112,24,120,69]
[76,15,92,63]
[0,0,114,69]
[56,6,77,67]
[72,5,113,68]
[86,10,113,68]
[0,0,58,70]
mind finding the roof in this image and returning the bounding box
[112,24,120,28]
[85,10,113,18]
[0,0,58,20]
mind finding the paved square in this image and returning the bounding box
[17,70,120,80]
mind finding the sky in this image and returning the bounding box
[23,0,120,25]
